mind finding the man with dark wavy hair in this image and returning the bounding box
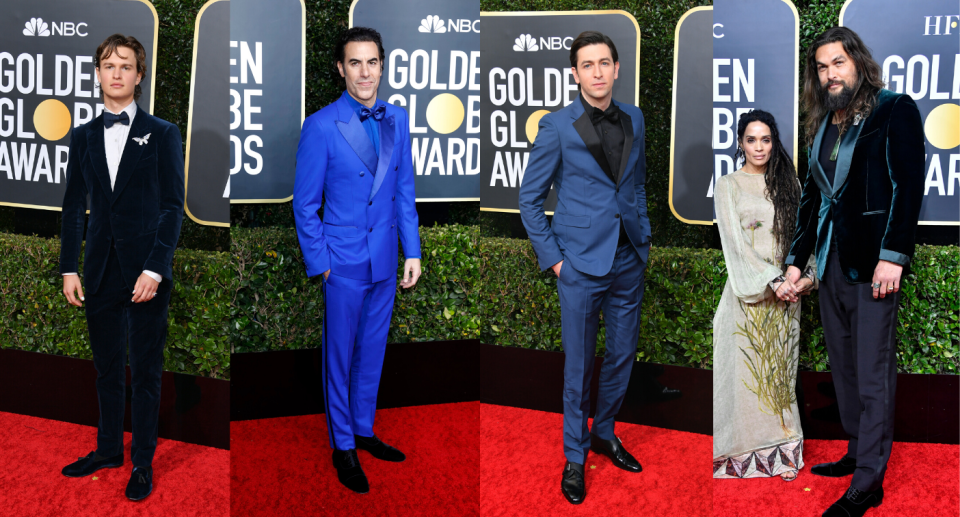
[59,34,184,501]
[786,26,924,517]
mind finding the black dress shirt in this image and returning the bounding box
[819,122,840,187]
[580,94,629,247]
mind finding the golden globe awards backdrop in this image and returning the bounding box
[668,6,713,225]
[229,0,305,203]
[841,0,960,224]
[184,0,230,226]
[478,11,641,213]
[0,0,157,211]
[351,0,481,201]
[706,0,798,225]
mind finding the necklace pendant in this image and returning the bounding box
[829,134,841,161]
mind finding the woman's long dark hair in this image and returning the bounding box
[734,110,800,268]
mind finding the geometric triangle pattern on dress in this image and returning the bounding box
[713,438,804,479]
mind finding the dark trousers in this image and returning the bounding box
[820,249,899,491]
[85,247,171,467]
[557,243,646,464]
[321,272,396,451]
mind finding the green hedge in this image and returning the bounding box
[0,233,231,379]
[479,238,960,374]
[230,225,480,353]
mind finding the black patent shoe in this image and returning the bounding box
[125,466,153,501]
[822,486,883,517]
[61,450,123,477]
[811,456,857,477]
[355,434,406,462]
[332,449,370,494]
[590,434,642,473]
[560,461,585,505]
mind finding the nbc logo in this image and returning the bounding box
[513,34,538,52]
[23,17,50,37]
[418,15,446,33]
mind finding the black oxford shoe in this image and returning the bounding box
[560,461,585,505]
[332,449,370,494]
[590,434,642,473]
[822,486,883,517]
[125,466,153,501]
[811,456,857,477]
[61,451,123,477]
[355,434,406,462]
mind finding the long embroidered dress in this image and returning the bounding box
[712,170,816,479]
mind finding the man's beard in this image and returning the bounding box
[822,80,856,111]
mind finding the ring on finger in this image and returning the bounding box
[872,282,881,289]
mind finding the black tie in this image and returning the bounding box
[590,104,620,125]
[103,111,130,128]
[359,105,385,122]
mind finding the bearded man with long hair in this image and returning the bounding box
[785,27,925,517]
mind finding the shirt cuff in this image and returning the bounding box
[879,249,910,267]
[62,272,78,276]
[143,270,162,283]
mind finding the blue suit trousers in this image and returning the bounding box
[557,242,647,464]
[322,272,397,451]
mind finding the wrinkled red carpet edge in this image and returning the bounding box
[0,411,229,517]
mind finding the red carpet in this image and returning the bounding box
[714,439,960,516]
[0,411,229,516]
[480,403,713,516]
[230,402,480,516]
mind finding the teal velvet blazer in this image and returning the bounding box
[786,89,925,284]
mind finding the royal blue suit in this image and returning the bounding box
[293,92,420,451]
[519,96,650,464]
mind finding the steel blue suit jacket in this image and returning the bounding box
[59,106,185,294]
[519,97,651,277]
[293,92,421,282]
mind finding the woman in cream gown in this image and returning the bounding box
[713,110,817,481]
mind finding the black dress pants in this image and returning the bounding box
[819,248,900,492]
[85,246,171,467]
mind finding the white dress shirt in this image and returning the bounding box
[63,101,162,284]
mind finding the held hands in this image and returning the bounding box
[131,273,160,303]
[400,258,421,289]
[551,260,563,278]
[785,265,802,284]
[63,275,85,307]
[872,260,902,299]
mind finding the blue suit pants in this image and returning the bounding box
[322,272,396,451]
[557,242,646,464]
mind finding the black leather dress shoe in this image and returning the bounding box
[560,461,585,505]
[125,466,153,501]
[822,486,883,516]
[332,449,370,494]
[590,434,642,473]
[811,456,857,477]
[355,434,406,462]
[61,451,123,477]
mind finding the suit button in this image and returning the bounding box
[615,214,620,219]
[392,196,395,201]
[395,166,398,171]
[369,228,373,232]
[369,201,373,205]
[360,171,365,177]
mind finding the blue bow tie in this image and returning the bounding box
[359,104,385,122]
[104,111,130,128]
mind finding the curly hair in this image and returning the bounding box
[735,109,800,268]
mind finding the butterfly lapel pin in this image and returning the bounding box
[132,133,151,146]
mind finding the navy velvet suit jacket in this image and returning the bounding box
[59,106,185,294]
[519,97,651,277]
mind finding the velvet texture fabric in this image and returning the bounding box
[59,105,185,292]
[786,89,925,283]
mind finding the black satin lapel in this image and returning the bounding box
[110,112,148,203]
[369,115,395,202]
[87,118,112,196]
[336,115,379,175]
[616,110,633,187]
[572,112,614,183]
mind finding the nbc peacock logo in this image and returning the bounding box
[513,34,538,52]
[23,17,51,37]
[418,15,446,33]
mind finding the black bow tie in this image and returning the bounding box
[103,111,130,128]
[359,105,385,122]
[590,104,620,125]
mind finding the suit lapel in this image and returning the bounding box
[86,117,112,196]
[369,114,395,202]
[335,97,379,176]
[110,107,149,204]
[810,112,832,196]
[832,113,865,195]
[615,106,633,187]
[572,109,615,185]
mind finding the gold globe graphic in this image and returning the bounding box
[425,94,464,135]
[924,103,960,150]
[34,99,71,141]
[525,110,552,144]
